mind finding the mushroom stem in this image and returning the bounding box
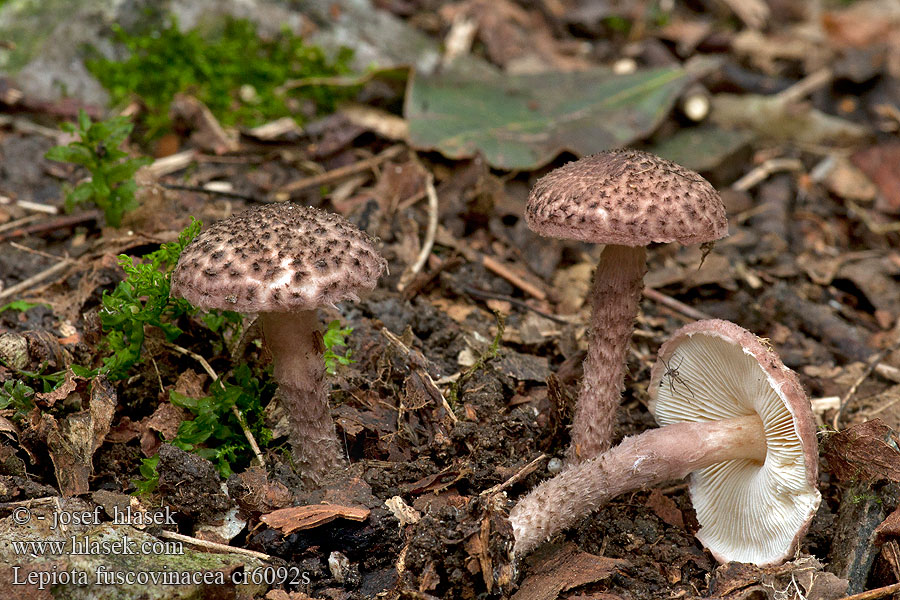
[260,310,346,485]
[570,243,647,461]
[510,414,765,557]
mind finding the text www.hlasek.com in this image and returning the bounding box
[12,535,183,557]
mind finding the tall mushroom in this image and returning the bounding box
[526,149,728,461]
[509,319,821,566]
[170,204,387,485]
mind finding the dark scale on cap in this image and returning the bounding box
[526,149,728,246]
[170,204,388,312]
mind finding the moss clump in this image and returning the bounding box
[87,17,356,137]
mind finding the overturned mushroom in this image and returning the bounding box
[509,319,820,566]
[526,150,728,461]
[170,204,387,485]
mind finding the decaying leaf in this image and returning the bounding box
[511,543,628,600]
[40,374,116,496]
[260,504,370,534]
[406,65,696,169]
[708,557,848,600]
[823,419,900,483]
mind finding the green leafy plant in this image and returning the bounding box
[0,380,35,421]
[169,364,273,478]
[322,319,355,375]
[87,17,356,137]
[132,364,274,492]
[0,300,50,314]
[44,110,151,227]
[99,218,201,379]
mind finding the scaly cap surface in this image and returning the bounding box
[526,149,728,246]
[171,204,387,312]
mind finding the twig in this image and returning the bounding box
[160,183,262,202]
[0,259,73,302]
[397,171,438,292]
[380,328,458,424]
[16,200,59,214]
[436,227,548,301]
[847,200,900,234]
[274,145,405,198]
[461,284,576,325]
[776,68,834,104]
[158,530,274,562]
[835,582,900,600]
[0,214,42,234]
[731,158,804,192]
[833,340,900,430]
[642,287,714,321]
[165,343,266,467]
[480,453,547,497]
[0,210,100,242]
[8,242,66,261]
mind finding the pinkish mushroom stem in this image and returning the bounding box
[510,414,766,557]
[259,310,345,485]
[571,244,647,461]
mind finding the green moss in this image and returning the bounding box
[87,17,356,138]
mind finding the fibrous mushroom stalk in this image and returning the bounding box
[570,243,647,461]
[260,310,345,485]
[510,414,765,557]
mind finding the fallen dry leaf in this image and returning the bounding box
[646,489,685,529]
[41,374,116,496]
[823,419,900,483]
[512,543,628,600]
[260,504,370,534]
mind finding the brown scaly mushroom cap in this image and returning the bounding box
[649,319,821,566]
[171,203,387,313]
[526,149,728,246]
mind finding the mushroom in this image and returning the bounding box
[170,204,387,485]
[526,149,728,461]
[509,319,821,566]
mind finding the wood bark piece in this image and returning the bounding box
[260,504,370,534]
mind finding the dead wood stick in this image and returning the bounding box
[274,145,405,197]
[165,343,266,467]
[435,227,547,301]
[380,327,458,424]
[835,582,900,600]
[160,182,262,202]
[0,259,73,302]
[158,530,274,562]
[731,158,803,192]
[461,284,575,325]
[642,287,713,321]
[0,210,100,242]
[397,171,438,292]
[0,214,42,234]
[480,453,547,497]
[833,339,900,430]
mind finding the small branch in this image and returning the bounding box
[160,183,262,202]
[642,287,714,322]
[0,259,73,302]
[833,339,900,430]
[397,171,438,292]
[0,210,100,243]
[480,454,547,497]
[274,145,405,198]
[835,582,900,600]
[165,343,266,467]
[158,530,274,562]
[731,158,804,192]
[380,328,458,424]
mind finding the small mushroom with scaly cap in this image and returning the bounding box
[509,320,820,566]
[526,149,728,462]
[170,203,387,485]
